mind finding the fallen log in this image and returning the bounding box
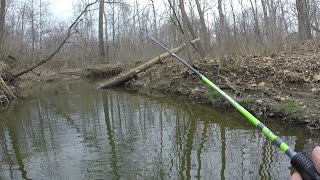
[0,76,17,101]
[98,38,200,89]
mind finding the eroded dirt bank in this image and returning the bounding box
[125,40,320,130]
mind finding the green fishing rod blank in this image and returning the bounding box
[141,31,320,180]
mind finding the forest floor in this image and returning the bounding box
[6,39,320,130]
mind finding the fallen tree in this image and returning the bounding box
[98,38,200,89]
[0,76,16,100]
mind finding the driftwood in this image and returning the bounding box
[98,38,200,89]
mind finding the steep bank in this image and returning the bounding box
[125,40,320,129]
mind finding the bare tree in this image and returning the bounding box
[218,0,225,68]
[103,11,110,62]
[229,0,238,53]
[19,2,27,54]
[195,0,210,55]
[310,0,320,37]
[296,0,312,39]
[0,0,6,51]
[150,0,158,37]
[279,1,289,38]
[249,0,261,44]
[99,0,105,63]
[167,0,183,48]
[29,0,37,63]
[261,0,269,43]
[267,0,279,48]
[179,0,193,63]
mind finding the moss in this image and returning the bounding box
[238,99,255,107]
[205,91,220,99]
[45,78,60,83]
[276,100,300,115]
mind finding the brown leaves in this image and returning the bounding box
[313,74,320,82]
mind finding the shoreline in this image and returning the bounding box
[124,53,320,130]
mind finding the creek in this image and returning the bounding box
[0,79,318,179]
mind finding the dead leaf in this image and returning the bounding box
[258,82,266,87]
[313,74,320,81]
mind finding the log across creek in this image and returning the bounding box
[98,38,200,89]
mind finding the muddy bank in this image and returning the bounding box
[18,64,127,86]
[123,40,320,130]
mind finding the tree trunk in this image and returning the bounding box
[296,0,312,40]
[39,0,43,52]
[170,0,177,48]
[195,0,210,55]
[310,0,320,37]
[280,1,289,37]
[0,0,6,51]
[98,0,105,63]
[167,0,183,48]
[136,1,142,57]
[261,0,269,43]
[20,3,26,54]
[179,0,193,63]
[267,0,278,48]
[218,0,226,68]
[230,1,238,53]
[150,0,158,37]
[249,0,262,43]
[112,1,116,45]
[98,38,200,89]
[179,0,205,59]
[31,0,36,64]
[103,11,110,63]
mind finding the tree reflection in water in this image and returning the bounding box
[0,80,318,179]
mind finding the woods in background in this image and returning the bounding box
[0,0,317,70]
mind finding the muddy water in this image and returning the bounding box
[0,80,318,179]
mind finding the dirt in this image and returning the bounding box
[15,64,128,88]
[125,39,320,130]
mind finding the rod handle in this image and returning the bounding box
[291,152,320,180]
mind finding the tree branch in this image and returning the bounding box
[167,0,184,34]
[12,0,99,80]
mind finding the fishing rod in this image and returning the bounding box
[141,31,320,180]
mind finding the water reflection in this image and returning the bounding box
[0,80,318,179]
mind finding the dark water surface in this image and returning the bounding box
[0,80,319,179]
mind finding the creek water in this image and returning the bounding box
[0,79,318,179]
